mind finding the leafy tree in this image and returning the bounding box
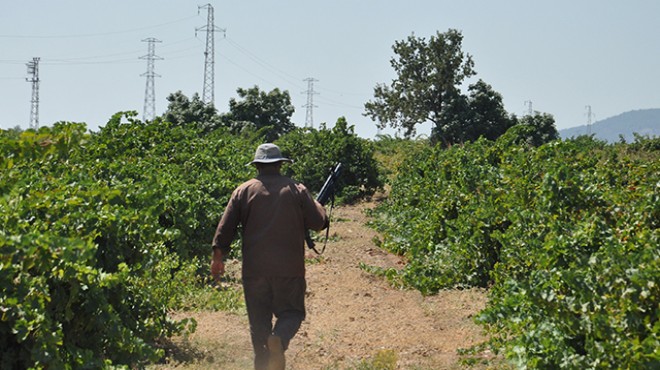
[499,112,559,147]
[223,86,295,142]
[365,30,520,147]
[432,79,515,145]
[162,91,220,127]
[364,29,476,142]
[463,80,516,141]
[1,125,24,139]
[277,117,383,204]
[521,112,559,144]
[629,133,660,151]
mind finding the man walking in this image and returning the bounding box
[211,143,328,370]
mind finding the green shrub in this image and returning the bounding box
[370,138,507,293]
[276,117,383,204]
[371,135,659,367]
[0,117,249,367]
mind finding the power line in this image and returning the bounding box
[225,37,304,90]
[50,37,199,62]
[217,52,284,89]
[0,15,198,39]
[0,60,30,65]
[223,36,372,110]
[1,38,202,67]
[140,38,163,122]
[45,58,142,66]
[314,94,364,110]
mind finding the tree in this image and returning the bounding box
[462,80,516,142]
[276,117,383,203]
[0,125,24,139]
[431,80,514,146]
[223,86,295,142]
[499,112,559,147]
[520,112,559,146]
[364,29,476,141]
[162,91,220,127]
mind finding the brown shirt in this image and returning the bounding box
[212,172,327,277]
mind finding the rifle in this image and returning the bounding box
[306,163,342,254]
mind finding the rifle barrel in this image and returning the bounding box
[316,163,342,205]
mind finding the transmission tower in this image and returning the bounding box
[302,77,319,128]
[524,100,533,116]
[26,57,40,129]
[140,37,162,122]
[585,105,594,135]
[196,4,225,105]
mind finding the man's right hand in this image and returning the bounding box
[210,248,225,282]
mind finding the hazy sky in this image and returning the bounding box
[1,1,658,138]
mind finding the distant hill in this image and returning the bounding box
[559,108,660,143]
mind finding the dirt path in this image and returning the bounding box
[155,202,489,369]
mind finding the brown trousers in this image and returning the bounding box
[242,276,306,369]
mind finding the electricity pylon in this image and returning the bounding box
[140,37,162,122]
[26,57,40,129]
[303,77,318,128]
[585,105,594,135]
[196,4,225,105]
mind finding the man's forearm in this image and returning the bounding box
[212,246,224,260]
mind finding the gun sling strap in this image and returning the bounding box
[310,193,335,255]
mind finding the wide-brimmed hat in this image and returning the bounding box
[248,143,293,165]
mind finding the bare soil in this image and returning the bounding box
[153,201,490,369]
